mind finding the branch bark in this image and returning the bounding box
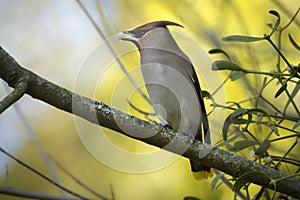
[0,45,300,198]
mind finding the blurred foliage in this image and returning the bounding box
[210,7,300,199]
[0,0,300,200]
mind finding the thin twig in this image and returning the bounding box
[49,155,110,200]
[0,147,90,200]
[0,80,28,114]
[0,187,81,200]
[5,164,9,187]
[3,82,65,196]
[109,184,115,200]
[75,0,151,106]
[213,169,247,200]
[127,99,155,116]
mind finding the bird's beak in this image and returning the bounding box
[117,31,136,42]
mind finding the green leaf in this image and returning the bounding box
[255,139,270,156]
[269,10,280,18]
[288,34,300,52]
[230,108,252,124]
[266,23,273,29]
[201,90,211,99]
[226,101,241,108]
[262,122,280,136]
[268,10,281,36]
[247,108,269,116]
[231,118,251,124]
[247,108,271,121]
[231,116,253,124]
[208,48,231,60]
[216,130,241,148]
[290,81,300,99]
[212,60,247,72]
[222,115,232,141]
[233,171,271,193]
[270,125,279,136]
[228,140,259,152]
[256,77,267,105]
[222,35,263,42]
[183,197,201,200]
[274,83,287,98]
[285,80,300,110]
[231,108,248,118]
[230,71,246,81]
[211,173,224,191]
[293,121,300,130]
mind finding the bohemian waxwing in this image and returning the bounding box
[120,20,213,179]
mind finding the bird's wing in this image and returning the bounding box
[189,64,211,144]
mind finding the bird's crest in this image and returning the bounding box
[123,20,183,38]
[135,20,183,29]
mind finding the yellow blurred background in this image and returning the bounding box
[0,0,299,199]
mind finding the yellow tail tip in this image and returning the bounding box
[192,169,214,180]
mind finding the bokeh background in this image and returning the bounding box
[0,0,299,199]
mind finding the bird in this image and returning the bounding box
[119,20,213,180]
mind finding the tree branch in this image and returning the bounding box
[0,45,300,198]
[0,79,28,114]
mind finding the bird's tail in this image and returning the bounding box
[190,160,214,180]
[189,88,213,180]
